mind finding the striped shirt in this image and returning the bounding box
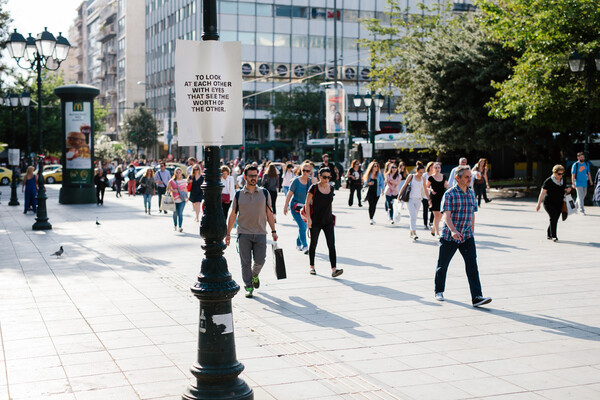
[440,185,478,243]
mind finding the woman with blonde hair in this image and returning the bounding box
[536,164,572,241]
[21,166,37,214]
[363,161,385,225]
[283,161,312,252]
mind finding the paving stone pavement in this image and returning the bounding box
[0,185,599,400]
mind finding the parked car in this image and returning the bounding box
[43,166,63,184]
[20,164,61,181]
[153,163,188,180]
[0,166,13,185]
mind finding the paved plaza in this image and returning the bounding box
[1,185,599,400]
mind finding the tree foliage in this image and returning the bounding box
[478,0,600,136]
[270,81,322,139]
[122,106,157,151]
[0,0,12,77]
[94,134,127,161]
[400,15,525,152]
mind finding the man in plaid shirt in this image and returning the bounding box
[434,165,492,307]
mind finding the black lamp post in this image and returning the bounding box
[6,92,20,206]
[568,50,600,161]
[7,27,71,230]
[353,92,384,161]
[182,0,252,399]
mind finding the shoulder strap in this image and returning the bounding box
[262,188,271,211]
[234,190,241,213]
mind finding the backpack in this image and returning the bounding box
[234,187,270,214]
[127,169,136,180]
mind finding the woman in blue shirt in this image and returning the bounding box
[283,162,312,252]
[363,161,385,225]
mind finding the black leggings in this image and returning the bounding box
[366,188,379,219]
[309,223,336,269]
[96,187,105,204]
[268,190,278,214]
[348,185,362,206]
[544,203,561,239]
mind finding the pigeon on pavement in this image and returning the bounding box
[51,246,64,257]
[96,217,101,226]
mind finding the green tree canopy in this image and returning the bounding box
[269,81,322,140]
[478,0,600,136]
[122,106,157,151]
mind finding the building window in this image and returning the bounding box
[275,5,291,17]
[256,33,272,47]
[343,10,359,22]
[239,2,254,15]
[311,8,326,19]
[118,17,125,33]
[292,34,308,48]
[256,4,271,16]
[292,7,308,18]
[220,1,236,14]
[274,34,290,47]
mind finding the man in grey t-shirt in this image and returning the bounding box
[226,165,278,298]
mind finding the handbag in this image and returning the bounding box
[399,176,412,202]
[173,181,188,202]
[272,242,287,280]
[565,194,576,216]
[222,193,231,203]
[160,194,176,212]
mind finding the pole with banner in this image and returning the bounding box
[175,12,250,399]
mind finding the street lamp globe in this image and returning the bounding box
[9,93,19,107]
[6,29,26,59]
[364,93,372,108]
[352,94,362,108]
[53,33,71,61]
[24,34,37,62]
[20,91,31,107]
[36,28,56,58]
[375,94,385,108]
[568,50,585,72]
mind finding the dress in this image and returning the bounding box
[189,175,204,203]
[24,176,37,212]
[428,175,447,211]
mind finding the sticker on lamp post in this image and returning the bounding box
[175,40,242,146]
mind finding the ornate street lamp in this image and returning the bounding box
[568,50,600,160]
[182,1,252,399]
[353,92,385,161]
[7,27,71,230]
[5,92,20,206]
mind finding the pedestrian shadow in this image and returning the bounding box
[475,240,527,252]
[445,299,600,342]
[478,223,533,230]
[254,293,374,338]
[314,253,392,270]
[333,278,439,307]
[554,240,600,248]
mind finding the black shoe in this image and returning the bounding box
[472,296,492,307]
[358,203,363,207]
[547,236,552,240]
[332,269,343,277]
[553,238,559,242]
[485,199,492,203]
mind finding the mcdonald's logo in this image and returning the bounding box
[72,102,84,112]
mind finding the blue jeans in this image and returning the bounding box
[173,201,185,228]
[283,186,290,196]
[434,237,483,301]
[290,208,308,248]
[143,193,152,211]
[385,195,397,220]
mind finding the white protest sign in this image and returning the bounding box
[175,40,242,146]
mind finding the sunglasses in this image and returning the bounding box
[391,167,398,169]
[247,174,258,178]
[303,169,311,173]
[321,175,331,180]
[556,172,564,175]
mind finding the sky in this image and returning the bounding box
[6,0,83,40]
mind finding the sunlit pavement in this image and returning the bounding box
[1,185,599,399]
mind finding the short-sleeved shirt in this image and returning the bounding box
[571,161,590,187]
[542,176,566,210]
[289,176,309,207]
[440,185,478,243]
[231,186,271,235]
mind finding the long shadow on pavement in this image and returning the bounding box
[314,253,392,270]
[446,299,600,342]
[332,278,440,307]
[554,240,600,248]
[478,223,534,230]
[254,293,375,338]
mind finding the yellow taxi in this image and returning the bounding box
[0,166,13,185]
[43,166,63,184]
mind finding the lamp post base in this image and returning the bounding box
[33,157,52,230]
[8,167,20,206]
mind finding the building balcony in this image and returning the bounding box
[100,28,117,43]
[106,66,117,75]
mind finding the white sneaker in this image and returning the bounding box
[370,219,375,225]
[178,227,183,232]
[435,292,444,301]
[296,245,302,251]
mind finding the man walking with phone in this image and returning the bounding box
[434,165,492,307]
